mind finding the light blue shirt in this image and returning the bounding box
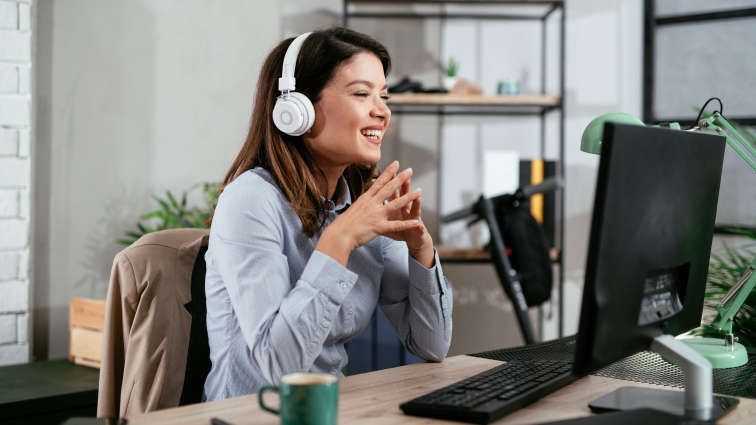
[203,167,453,401]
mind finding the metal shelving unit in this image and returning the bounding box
[343,0,566,351]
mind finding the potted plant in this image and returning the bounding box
[443,57,459,91]
[119,182,220,246]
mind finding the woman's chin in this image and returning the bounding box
[358,150,381,164]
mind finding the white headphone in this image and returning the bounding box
[272,32,315,136]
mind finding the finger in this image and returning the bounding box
[377,167,412,201]
[409,191,422,218]
[386,188,422,212]
[378,218,421,235]
[400,175,410,197]
[400,176,411,214]
[368,161,399,195]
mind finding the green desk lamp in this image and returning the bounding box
[580,101,756,368]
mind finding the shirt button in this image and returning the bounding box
[322,320,330,328]
[339,280,348,289]
[347,308,354,315]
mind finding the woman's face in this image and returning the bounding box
[303,52,391,169]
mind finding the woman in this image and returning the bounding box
[203,27,453,401]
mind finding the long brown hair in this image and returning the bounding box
[209,27,391,236]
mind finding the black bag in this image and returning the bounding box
[493,200,552,307]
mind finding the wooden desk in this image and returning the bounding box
[128,355,756,425]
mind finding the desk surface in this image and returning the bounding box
[128,355,756,425]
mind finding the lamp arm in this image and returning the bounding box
[711,257,756,334]
[699,113,756,173]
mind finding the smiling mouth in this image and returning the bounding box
[360,129,382,144]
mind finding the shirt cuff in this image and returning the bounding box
[300,250,359,304]
[408,249,446,296]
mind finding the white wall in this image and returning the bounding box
[29,0,644,359]
[0,0,32,366]
[33,0,280,359]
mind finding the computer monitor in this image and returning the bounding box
[572,123,738,420]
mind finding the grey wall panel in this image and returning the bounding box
[654,18,756,119]
[656,0,756,16]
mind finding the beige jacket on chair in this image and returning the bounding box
[97,228,209,418]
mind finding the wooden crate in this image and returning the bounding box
[69,297,105,368]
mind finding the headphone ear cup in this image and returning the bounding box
[272,92,315,136]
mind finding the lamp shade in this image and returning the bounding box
[580,112,645,154]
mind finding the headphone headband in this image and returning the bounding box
[279,32,312,93]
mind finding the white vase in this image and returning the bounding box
[443,76,457,91]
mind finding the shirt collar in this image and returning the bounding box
[325,175,352,213]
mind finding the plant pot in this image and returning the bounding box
[443,76,458,91]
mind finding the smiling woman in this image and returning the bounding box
[201,27,453,401]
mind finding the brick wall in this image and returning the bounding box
[0,0,31,366]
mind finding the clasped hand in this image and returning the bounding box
[319,161,434,268]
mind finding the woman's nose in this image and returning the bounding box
[371,96,391,120]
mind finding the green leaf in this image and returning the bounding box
[119,181,219,247]
[167,191,180,210]
[139,211,163,221]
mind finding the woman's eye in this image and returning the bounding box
[381,95,390,101]
[354,92,369,97]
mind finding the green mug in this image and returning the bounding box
[258,373,339,425]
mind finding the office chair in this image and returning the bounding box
[98,228,211,418]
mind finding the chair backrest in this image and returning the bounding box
[179,245,211,405]
[98,228,210,418]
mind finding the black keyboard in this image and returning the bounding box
[400,359,576,424]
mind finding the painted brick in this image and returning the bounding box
[18,65,29,93]
[18,188,27,218]
[0,343,28,366]
[17,248,28,280]
[0,281,27,313]
[16,313,26,344]
[0,64,17,93]
[0,219,28,249]
[0,30,30,61]
[0,96,30,126]
[0,127,17,156]
[0,157,29,187]
[0,2,17,30]
[18,128,28,158]
[18,3,30,31]
[0,190,18,217]
[0,314,16,344]
[0,251,19,280]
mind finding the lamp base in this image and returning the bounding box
[680,337,748,369]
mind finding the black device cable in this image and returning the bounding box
[690,96,724,129]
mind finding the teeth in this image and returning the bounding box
[361,129,381,137]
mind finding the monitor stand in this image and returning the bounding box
[588,335,739,421]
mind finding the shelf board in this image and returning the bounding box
[438,246,560,263]
[347,1,563,4]
[388,93,560,107]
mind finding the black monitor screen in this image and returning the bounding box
[573,123,725,375]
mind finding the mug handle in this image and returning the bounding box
[258,385,280,415]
